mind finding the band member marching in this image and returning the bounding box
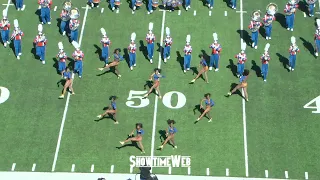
[100,28,111,66]
[38,0,52,25]
[128,32,137,70]
[185,0,191,11]
[235,43,247,77]
[146,22,155,64]
[163,27,172,63]
[60,1,71,36]
[132,0,143,14]
[183,35,192,73]
[207,0,214,9]
[306,0,317,17]
[98,48,124,79]
[119,123,145,153]
[261,43,270,82]
[190,55,209,83]
[11,19,24,60]
[284,0,299,31]
[0,10,10,48]
[263,3,277,40]
[16,0,26,11]
[88,0,101,8]
[288,36,300,71]
[314,19,320,57]
[143,68,165,99]
[96,96,119,124]
[227,69,250,102]
[110,0,121,13]
[148,0,159,14]
[209,33,222,71]
[33,24,47,64]
[72,41,84,78]
[159,119,178,150]
[249,10,262,49]
[231,0,237,9]
[59,67,75,99]
[69,8,80,42]
[57,42,68,76]
[196,93,214,123]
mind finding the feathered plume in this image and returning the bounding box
[58,42,64,50]
[2,9,7,18]
[213,33,218,42]
[264,43,270,52]
[131,32,136,42]
[317,19,320,28]
[72,41,80,50]
[241,42,246,52]
[166,27,170,36]
[186,34,191,44]
[148,22,153,32]
[291,36,296,44]
[100,28,106,36]
[38,24,43,33]
[13,19,19,28]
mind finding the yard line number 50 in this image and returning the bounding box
[304,96,320,114]
[0,87,10,104]
[126,90,186,109]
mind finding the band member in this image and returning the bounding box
[11,19,24,60]
[72,41,84,78]
[235,43,247,77]
[183,34,192,73]
[132,0,142,14]
[110,0,121,13]
[159,119,177,150]
[98,48,124,79]
[284,0,299,31]
[207,0,214,9]
[231,0,237,9]
[288,36,300,71]
[33,24,47,64]
[88,0,101,8]
[148,0,159,14]
[143,68,165,99]
[0,10,10,48]
[196,93,214,122]
[261,43,270,82]
[190,55,209,83]
[59,67,75,99]
[96,96,119,124]
[209,33,222,71]
[163,27,172,63]
[38,0,52,25]
[315,19,320,57]
[128,32,137,70]
[57,42,68,75]
[16,0,25,11]
[119,123,145,153]
[306,0,317,17]
[185,0,191,11]
[263,3,277,40]
[60,2,71,36]
[227,69,250,102]
[249,11,262,49]
[69,17,80,42]
[100,28,111,65]
[146,22,155,64]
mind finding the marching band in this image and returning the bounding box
[306,0,317,17]
[0,10,10,48]
[11,19,24,60]
[128,32,137,70]
[249,10,262,49]
[146,23,155,64]
[209,33,222,71]
[163,27,172,63]
[284,0,299,31]
[38,0,52,25]
[33,24,47,64]
[263,3,277,40]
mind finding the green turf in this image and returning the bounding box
[0,0,320,179]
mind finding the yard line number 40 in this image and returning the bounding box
[304,96,320,113]
[126,90,186,109]
[0,87,10,104]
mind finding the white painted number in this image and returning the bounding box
[162,91,186,109]
[126,90,150,108]
[303,96,320,113]
[0,87,10,104]
[126,90,186,109]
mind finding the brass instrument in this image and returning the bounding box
[306,0,317,4]
[152,0,159,7]
[266,3,278,15]
[136,0,142,6]
[63,0,72,11]
[70,8,80,19]
[41,0,50,8]
[70,20,79,31]
[251,10,261,21]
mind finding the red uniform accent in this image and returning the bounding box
[0,21,10,31]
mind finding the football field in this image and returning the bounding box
[1,0,320,179]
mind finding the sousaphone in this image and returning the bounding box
[70,8,80,19]
[266,3,278,15]
[63,0,72,11]
[288,0,299,5]
[306,0,317,5]
[251,10,261,21]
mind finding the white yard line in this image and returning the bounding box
[239,0,249,177]
[5,0,11,10]
[51,5,90,172]
[150,10,166,171]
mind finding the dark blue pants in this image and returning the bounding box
[265,25,272,38]
[40,7,51,24]
[14,40,22,56]
[237,63,244,76]
[309,3,315,16]
[210,54,219,68]
[74,60,83,76]
[184,55,191,70]
[251,31,258,46]
[36,46,46,61]
[129,53,136,67]
[286,14,294,29]
[70,29,78,42]
[147,43,154,59]
[261,64,268,80]
[102,46,109,64]
[163,46,171,59]
[60,21,69,33]
[1,30,9,43]
[289,55,296,68]
[16,0,24,9]
[231,0,236,7]
[58,61,66,73]
[315,39,320,52]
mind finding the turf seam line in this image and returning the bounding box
[51,5,90,172]
[32,164,36,172]
[239,0,249,177]
[110,165,114,173]
[150,10,166,173]
[11,163,16,171]
[71,164,75,172]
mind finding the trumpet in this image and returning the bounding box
[266,3,278,15]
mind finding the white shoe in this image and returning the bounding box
[183,70,186,73]
[112,7,115,11]
[254,46,258,49]
[188,6,191,8]
[233,7,236,9]
[288,67,292,70]
[17,56,20,60]
[97,115,102,118]
[147,11,151,14]
[292,68,294,71]
[266,37,269,40]
[251,43,255,48]
[17,8,20,11]
[164,59,167,63]
[210,7,213,9]
[316,52,319,57]
[287,28,290,30]
[132,11,135,14]
[91,3,94,7]
[209,67,213,71]
[130,66,133,70]
[48,22,51,25]
[97,5,99,7]
[290,28,293,31]
[79,76,82,78]
[116,9,119,13]
[133,64,136,67]
[133,6,136,10]
[269,37,271,40]
[120,141,125,145]
[42,61,45,64]
[4,43,7,47]
[150,59,153,63]
[18,53,22,56]
[62,31,66,36]
[118,74,121,78]
[41,22,44,25]
[186,7,189,11]
[215,68,219,72]
[187,68,190,71]
[264,79,266,82]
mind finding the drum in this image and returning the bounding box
[136,0,142,6]
[152,0,159,7]
[115,0,121,6]
[93,0,101,3]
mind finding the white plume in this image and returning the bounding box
[2,9,7,17]
[317,19,320,27]
[58,42,64,50]
[131,32,136,42]
[100,28,106,36]
[213,33,218,42]
[13,19,19,28]
[241,42,246,52]
[72,41,80,50]
[166,27,170,36]
[186,34,191,43]
[38,24,43,33]
[264,43,270,52]
[148,22,153,31]
[291,36,296,44]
